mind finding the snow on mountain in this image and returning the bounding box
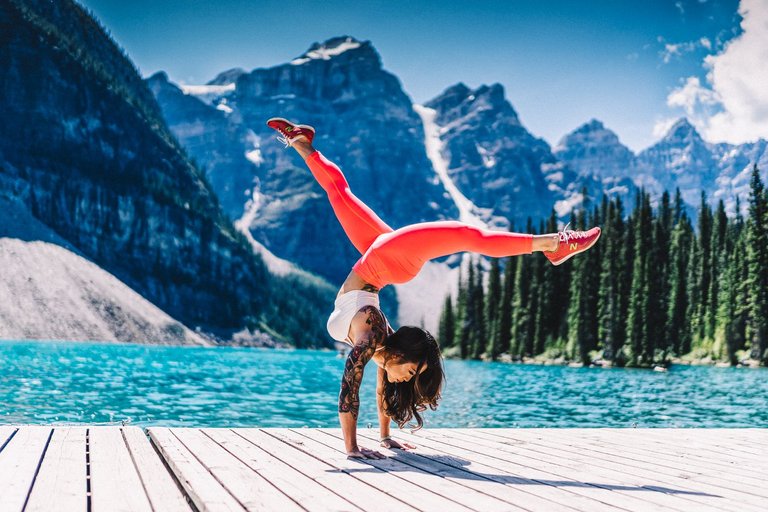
[291,36,362,65]
[395,257,463,333]
[151,36,457,291]
[234,187,330,290]
[555,116,768,216]
[414,104,487,228]
[424,82,592,228]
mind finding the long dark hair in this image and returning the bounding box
[381,326,445,431]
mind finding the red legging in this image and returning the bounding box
[306,151,533,289]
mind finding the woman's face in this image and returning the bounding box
[385,358,427,383]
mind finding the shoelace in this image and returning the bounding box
[276,133,292,148]
[557,222,590,244]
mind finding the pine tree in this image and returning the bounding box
[667,212,694,356]
[512,218,535,357]
[626,190,653,365]
[566,209,593,363]
[708,199,728,354]
[598,196,627,362]
[485,258,502,359]
[497,255,516,358]
[648,191,672,361]
[470,258,486,359]
[694,192,714,345]
[686,239,702,355]
[723,200,749,362]
[745,165,768,363]
[437,294,455,349]
[455,263,470,357]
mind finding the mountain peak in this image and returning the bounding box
[290,36,372,65]
[426,82,518,122]
[578,118,605,133]
[147,71,170,84]
[207,68,246,85]
[663,117,699,141]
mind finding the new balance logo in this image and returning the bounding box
[569,243,578,251]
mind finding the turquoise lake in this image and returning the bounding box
[2,340,766,428]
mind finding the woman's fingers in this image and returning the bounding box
[361,447,386,459]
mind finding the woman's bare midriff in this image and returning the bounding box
[336,269,379,299]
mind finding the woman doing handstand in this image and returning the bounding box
[267,118,601,459]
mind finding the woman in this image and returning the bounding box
[266,118,601,459]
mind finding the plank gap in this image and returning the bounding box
[86,428,92,512]
[145,428,199,512]
[0,428,18,454]
[258,429,421,512]
[199,429,308,511]
[20,428,53,512]
[120,428,157,512]
[168,428,250,511]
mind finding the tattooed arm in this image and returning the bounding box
[338,305,387,458]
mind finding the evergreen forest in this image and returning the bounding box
[438,165,768,367]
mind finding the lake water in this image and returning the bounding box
[2,340,766,428]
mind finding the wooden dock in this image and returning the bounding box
[0,426,765,511]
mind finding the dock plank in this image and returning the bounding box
[122,427,191,512]
[479,429,768,506]
[0,426,51,511]
[398,428,700,512]
[302,427,536,512]
[271,428,467,511]
[89,426,153,512]
[148,427,245,512]
[0,426,17,449]
[531,428,768,483]
[235,429,414,512]
[354,428,589,512]
[448,429,759,512]
[24,427,87,512]
[171,427,304,512]
[0,426,762,512]
[201,428,357,512]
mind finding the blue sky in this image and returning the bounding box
[78,0,743,151]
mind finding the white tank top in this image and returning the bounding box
[326,290,391,345]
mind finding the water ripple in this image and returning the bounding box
[1,341,766,428]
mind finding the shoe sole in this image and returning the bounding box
[548,229,602,266]
[266,117,316,134]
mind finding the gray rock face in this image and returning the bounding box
[0,0,332,344]
[554,119,634,180]
[425,83,566,227]
[152,36,457,285]
[635,118,719,206]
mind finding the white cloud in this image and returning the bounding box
[667,76,719,114]
[665,0,768,144]
[658,37,711,63]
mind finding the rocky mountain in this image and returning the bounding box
[556,117,768,217]
[553,119,634,180]
[0,196,209,344]
[422,82,570,227]
[0,0,333,345]
[150,37,458,290]
[149,34,768,331]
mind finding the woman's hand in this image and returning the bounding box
[347,446,386,459]
[380,438,417,450]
